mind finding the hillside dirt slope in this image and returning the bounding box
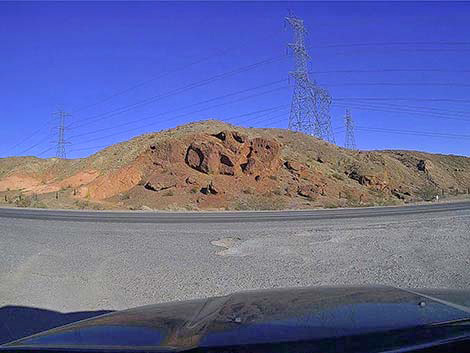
[1,120,469,210]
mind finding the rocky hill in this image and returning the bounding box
[1,120,470,210]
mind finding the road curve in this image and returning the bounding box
[0,201,469,223]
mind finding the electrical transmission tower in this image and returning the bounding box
[54,109,71,158]
[344,108,357,150]
[285,12,335,143]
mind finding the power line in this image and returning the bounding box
[325,82,470,88]
[229,112,470,142]
[68,54,288,130]
[21,55,287,154]
[335,97,470,104]
[223,104,289,123]
[68,79,287,140]
[68,86,289,148]
[62,112,470,158]
[334,49,470,55]
[71,55,222,114]
[312,41,470,48]
[59,122,470,158]
[9,115,58,153]
[356,126,470,140]
[332,126,345,131]
[227,108,290,126]
[335,99,470,116]
[36,146,56,157]
[71,33,278,114]
[13,36,283,155]
[18,135,52,156]
[68,107,290,156]
[73,41,470,121]
[10,127,47,152]
[69,144,110,153]
[312,68,470,74]
[332,102,470,123]
[21,82,289,157]
[219,110,470,143]
[22,92,470,157]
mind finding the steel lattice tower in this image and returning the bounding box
[344,108,357,150]
[54,110,70,158]
[285,12,335,143]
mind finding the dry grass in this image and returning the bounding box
[232,195,287,211]
[416,185,440,201]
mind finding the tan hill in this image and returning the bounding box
[1,120,470,210]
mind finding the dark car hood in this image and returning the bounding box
[1,285,470,352]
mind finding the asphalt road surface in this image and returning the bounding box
[1,202,469,314]
[0,201,470,223]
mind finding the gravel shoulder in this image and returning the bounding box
[1,205,469,314]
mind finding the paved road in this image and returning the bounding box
[0,201,470,223]
[0,202,469,315]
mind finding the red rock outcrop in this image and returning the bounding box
[184,131,281,178]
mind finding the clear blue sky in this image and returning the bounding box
[2,1,470,158]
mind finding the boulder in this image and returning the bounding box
[185,142,221,174]
[391,189,411,200]
[284,160,302,172]
[208,181,222,194]
[219,154,235,175]
[297,185,319,199]
[212,130,247,154]
[185,176,197,184]
[200,181,222,195]
[240,158,257,175]
[144,181,176,192]
[143,174,177,192]
[242,138,281,175]
[347,169,388,190]
[185,132,281,179]
[417,159,433,173]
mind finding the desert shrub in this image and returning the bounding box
[31,201,47,209]
[74,200,89,209]
[190,187,199,194]
[417,185,440,201]
[369,198,401,207]
[370,189,387,198]
[324,202,339,209]
[119,192,130,200]
[232,195,287,211]
[242,188,254,195]
[15,197,32,208]
[342,190,359,206]
[331,172,344,181]
[272,188,282,196]
[163,190,174,197]
[268,175,278,180]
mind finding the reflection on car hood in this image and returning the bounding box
[1,285,470,352]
